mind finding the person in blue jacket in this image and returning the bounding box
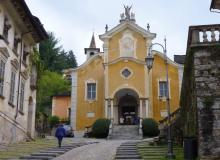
[55,124,66,148]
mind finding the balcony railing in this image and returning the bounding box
[187,24,220,48]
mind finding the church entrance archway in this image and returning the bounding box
[114,88,139,125]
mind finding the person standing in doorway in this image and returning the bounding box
[55,124,66,148]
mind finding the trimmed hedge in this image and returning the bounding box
[142,118,159,137]
[92,118,111,138]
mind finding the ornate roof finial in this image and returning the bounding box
[105,24,108,33]
[120,5,135,23]
[89,33,96,48]
[124,5,132,19]
[147,23,150,31]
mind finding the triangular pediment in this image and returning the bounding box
[99,21,156,41]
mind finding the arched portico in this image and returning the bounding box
[105,88,149,125]
[115,88,139,125]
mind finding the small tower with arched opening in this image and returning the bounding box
[84,33,100,59]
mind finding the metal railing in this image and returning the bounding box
[159,108,180,128]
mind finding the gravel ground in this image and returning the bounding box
[54,140,127,160]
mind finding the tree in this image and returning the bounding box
[39,32,77,73]
[66,50,78,68]
[36,70,71,114]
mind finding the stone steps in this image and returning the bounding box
[115,141,143,160]
[19,142,98,160]
[109,125,142,140]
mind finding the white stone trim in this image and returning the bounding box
[63,54,102,73]
[145,99,149,117]
[70,72,77,130]
[111,85,141,98]
[105,100,108,118]
[152,50,183,67]
[99,21,156,40]
[84,79,98,101]
[104,57,145,66]
[120,67,133,79]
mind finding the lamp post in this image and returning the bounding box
[145,38,175,159]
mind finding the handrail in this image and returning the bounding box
[159,108,180,124]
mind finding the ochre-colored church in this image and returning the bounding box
[52,7,184,131]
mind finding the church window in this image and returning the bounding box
[90,52,94,56]
[87,83,96,100]
[159,81,168,97]
[122,69,131,78]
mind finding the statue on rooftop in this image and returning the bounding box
[124,5,132,19]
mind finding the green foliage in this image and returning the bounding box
[48,116,60,129]
[142,118,159,137]
[39,32,77,73]
[36,70,70,114]
[92,118,111,138]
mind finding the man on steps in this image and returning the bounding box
[55,124,66,148]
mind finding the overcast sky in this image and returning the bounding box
[26,0,218,65]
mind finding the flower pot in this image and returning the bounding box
[184,137,198,160]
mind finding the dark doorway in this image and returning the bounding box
[118,94,138,125]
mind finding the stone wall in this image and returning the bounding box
[194,48,220,159]
[0,116,27,144]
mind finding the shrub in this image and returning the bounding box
[92,118,111,138]
[48,115,60,129]
[142,118,159,137]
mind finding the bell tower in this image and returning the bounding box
[84,33,100,59]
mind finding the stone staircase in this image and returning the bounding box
[18,142,98,160]
[109,125,142,140]
[115,141,143,160]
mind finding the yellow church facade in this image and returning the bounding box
[60,8,183,131]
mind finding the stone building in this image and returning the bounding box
[52,6,184,133]
[0,0,47,144]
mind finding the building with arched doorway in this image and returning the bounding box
[53,6,184,131]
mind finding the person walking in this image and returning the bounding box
[55,124,66,148]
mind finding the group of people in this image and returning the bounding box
[119,116,139,125]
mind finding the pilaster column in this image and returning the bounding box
[145,99,149,117]
[110,99,114,119]
[139,99,143,135]
[105,99,108,118]
[139,99,143,118]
